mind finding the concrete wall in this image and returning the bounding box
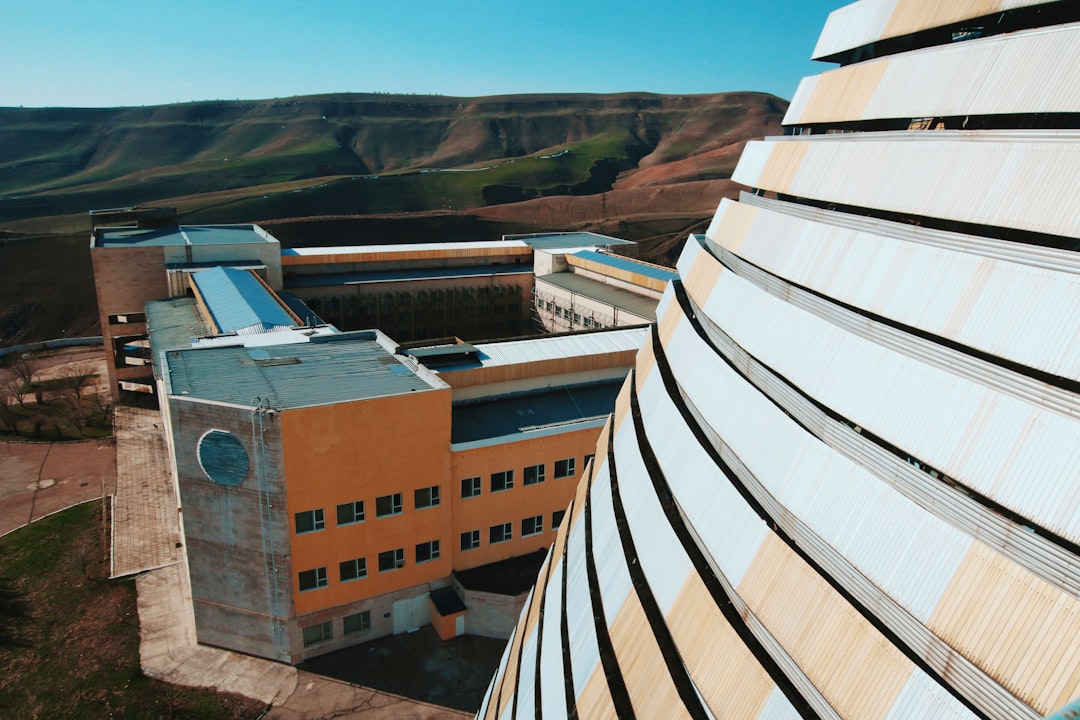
[163,239,283,290]
[169,396,293,662]
[454,576,527,640]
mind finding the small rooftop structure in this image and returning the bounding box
[92,223,280,249]
[506,232,634,252]
[536,272,661,321]
[189,267,297,334]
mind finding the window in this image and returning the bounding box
[489,522,512,544]
[545,301,554,312]
[343,610,371,635]
[461,476,481,498]
[554,458,576,479]
[295,508,324,534]
[523,463,545,486]
[414,485,440,509]
[573,312,582,325]
[416,539,441,563]
[298,567,327,592]
[336,501,364,526]
[378,548,405,572]
[460,530,480,551]
[552,509,566,529]
[339,557,367,582]
[376,493,402,518]
[522,515,543,537]
[302,621,332,647]
[491,470,513,492]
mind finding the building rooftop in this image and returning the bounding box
[570,249,678,283]
[450,379,621,446]
[535,272,660,320]
[283,263,533,289]
[93,224,276,248]
[508,232,634,251]
[191,267,297,334]
[281,240,531,257]
[164,331,445,409]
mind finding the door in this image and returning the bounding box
[392,594,430,634]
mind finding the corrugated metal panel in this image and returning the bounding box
[930,541,1080,715]
[706,198,1080,384]
[190,267,296,334]
[606,591,693,720]
[885,670,978,720]
[588,463,634,627]
[691,259,1080,543]
[811,0,1058,61]
[791,22,1080,125]
[566,249,678,292]
[514,630,540,720]
[757,687,806,720]
[470,327,649,367]
[481,626,517,720]
[539,560,569,720]
[576,665,618,720]
[732,132,1080,240]
[564,517,602,697]
[667,573,783,718]
[737,534,916,719]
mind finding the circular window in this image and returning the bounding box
[197,430,250,486]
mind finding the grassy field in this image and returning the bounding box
[0,502,264,718]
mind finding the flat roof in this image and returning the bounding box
[281,240,531,256]
[450,379,621,444]
[93,224,274,248]
[536,272,660,320]
[507,232,633,250]
[191,267,296,333]
[283,263,533,289]
[146,298,212,358]
[416,327,647,372]
[165,331,444,409]
[571,249,678,282]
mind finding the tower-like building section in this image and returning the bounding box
[480,1,1080,718]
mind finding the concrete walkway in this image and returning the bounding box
[111,406,183,577]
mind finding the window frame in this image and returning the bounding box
[523,463,545,486]
[554,457,577,479]
[295,508,325,534]
[339,557,368,583]
[336,500,364,526]
[378,548,406,572]
[343,610,371,636]
[461,476,482,499]
[298,567,328,592]
[414,485,441,510]
[491,470,514,493]
[489,522,512,544]
[522,515,544,537]
[375,493,403,518]
[460,529,480,551]
[302,620,332,647]
[415,539,441,563]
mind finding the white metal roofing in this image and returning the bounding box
[587,462,633,627]
[563,515,602,697]
[514,629,540,720]
[791,21,1080,124]
[706,198,1080,381]
[811,0,1059,61]
[470,327,649,367]
[538,561,568,719]
[733,130,1080,239]
[281,240,530,256]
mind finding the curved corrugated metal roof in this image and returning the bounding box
[191,267,296,334]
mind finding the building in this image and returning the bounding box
[481,1,1080,718]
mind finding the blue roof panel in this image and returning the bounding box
[191,267,296,333]
[572,250,678,282]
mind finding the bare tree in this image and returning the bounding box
[6,353,36,390]
[1,374,26,408]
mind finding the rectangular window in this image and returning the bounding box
[339,557,367,582]
[554,458,576,479]
[491,470,514,492]
[336,501,364,526]
[461,476,481,498]
[375,493,402,518]
[573,312,582,325]
[460,529,480,551]
[343,610,371,635]
[583,317,593,328]
[523,463,545,486]
[545,301,554,312]
[416,539,441,563]
[489,522,512,544]
[295,508,325,534]
[298,567,328,592]
[302,620,332,647]
[378,548,405,572]
[552,509,566,529]
[522,515,543,537]
[414,485,440,509]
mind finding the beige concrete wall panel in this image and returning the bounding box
[883,0,1005,41]
[799,57,890,124]
[704,198,761,257]
[607,591,692,720]
[576,665,618,720]
[634,331,657,386]
[568,442,597,531]
[929,541,1080,714]
[680,242,726,320]
[738,534,913,719]
[612,374,633,435]
[667,572,775,718]
[443,352,638,389]
[281,245,531,266]
[521,555,552,644]
[754,140,811,197]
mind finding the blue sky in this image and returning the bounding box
[2,0,842,108]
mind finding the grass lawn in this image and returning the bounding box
[0,502,264,719]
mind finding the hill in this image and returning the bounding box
[0,91,786,345]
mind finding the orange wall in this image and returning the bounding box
[282,389,453,615]
[450,425,600,571]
